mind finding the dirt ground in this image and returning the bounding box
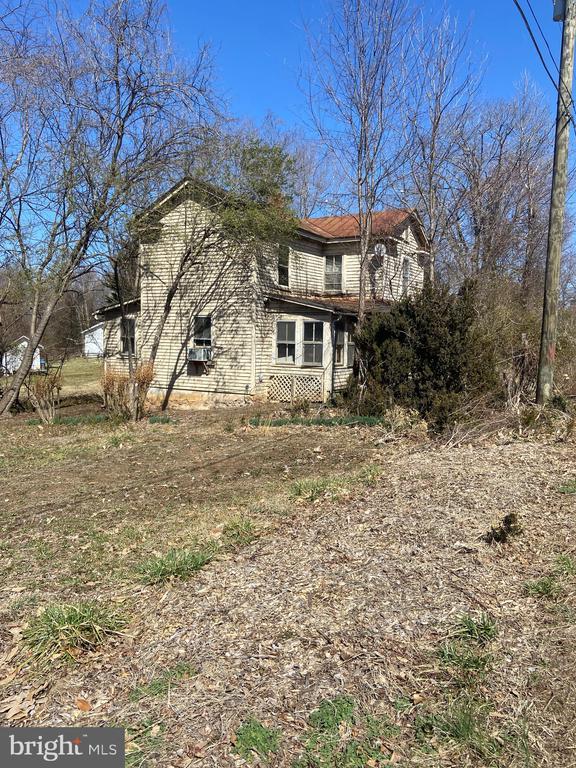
[0,405,575,767]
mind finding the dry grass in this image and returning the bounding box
[0,406,575,766]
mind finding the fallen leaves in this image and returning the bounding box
[75,697,91,712]
[0,682,49,723]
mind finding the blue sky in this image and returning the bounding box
[167,0,563,127]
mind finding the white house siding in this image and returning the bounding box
[342,223,425,301]
[253,298,354,402]
[83,324,104,357]
[259,238,325,296]
[2,338,44,373]
[138,200,257,401]
[102,310,141,373]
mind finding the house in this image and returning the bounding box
[0,336,46,375]
[82,322,104,358]
[97,179,429,405]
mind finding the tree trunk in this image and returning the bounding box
[0,293,60,415]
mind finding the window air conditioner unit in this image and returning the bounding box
[188,347,212,362]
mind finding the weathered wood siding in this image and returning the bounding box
[253,298,354,401]
[343,223,425,300]
[102,309,140,375]
[139,200,257,398]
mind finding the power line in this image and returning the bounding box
[512,0,576,133]
[525,0,560,74]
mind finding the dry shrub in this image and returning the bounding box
[516,403,575,441]
[102,369,131,417]
[376,405,427,442]
[101,363,154,420]
[26,371,62,423]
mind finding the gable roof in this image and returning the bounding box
[300,210,407,238]
[299,210,428,248]
[135,178,429,250]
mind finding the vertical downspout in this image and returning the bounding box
[330,312,341,402]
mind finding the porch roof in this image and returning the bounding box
[265,292,391,316]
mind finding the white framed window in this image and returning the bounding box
[334,321,345,366]
[347,322,356,368]
[303,321,323,366]
[402,257,411,296]
[276,321,296,363]
[121,318,135,355]
[278,245,290,288]
[374,242,386,266]
[194,316,212,347]
[347,337,356,368]
[325,255,342,291]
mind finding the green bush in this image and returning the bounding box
[348,281,497,429]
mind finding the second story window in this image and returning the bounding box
[194,316,212,347]
[402,257,411,296]
[325,255,342,291]
[121,317,135,355]
[278,245,290,288]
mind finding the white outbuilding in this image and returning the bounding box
[82,322,104,358]
[0,336,46,374]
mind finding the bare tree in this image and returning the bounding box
[0,0,215,414]
[401,11,479,279]
[444,82,554,293]
[305,0,412,323]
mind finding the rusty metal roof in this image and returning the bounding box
[299,210,413,240]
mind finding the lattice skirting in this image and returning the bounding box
[267,374,324,402]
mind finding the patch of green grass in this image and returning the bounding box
[137,544,217,585]
[438,641,491,673]
[558,479,576,494]
[60,357,103,390]
[294,697,398,768]
[129,662,195,701]
[453,613,498,645]
[125,719,165,767]
[148,414,173,424]
[524,575,563,600]
[309,696,356,731]
[250,415,385,428]
[233,718,280,763]
[415,696,498,759]
[289,465,381,502]
[23,602,126,663]
[290,476,341,502]
[555,553,576,577]
[221,518,256,549]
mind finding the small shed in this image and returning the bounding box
[82,322,104,358]
[0,336,45,374]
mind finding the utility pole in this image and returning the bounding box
[536,0,576,403]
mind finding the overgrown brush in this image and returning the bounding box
[102,362,154,420]
[25,371,62,424]
[347,281,497,430]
